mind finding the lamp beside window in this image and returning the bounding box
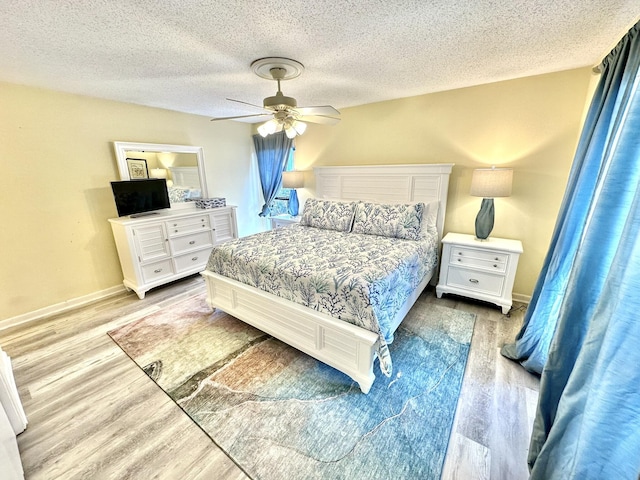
[282,171,304,216]
[470,166,513,240]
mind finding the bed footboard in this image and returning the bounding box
[200,270,379,393]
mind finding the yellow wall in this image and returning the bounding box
[294,68,595,298]
[0,67,596,319]
[0,82,254,320]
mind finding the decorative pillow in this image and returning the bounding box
[352,202,425,240]
[420,200,439,236]
[168,186,189,203]
[300,198,356,232]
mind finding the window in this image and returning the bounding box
[271,147,295,216]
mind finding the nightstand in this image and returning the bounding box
[436,232,523,314]
[270,214,301,229]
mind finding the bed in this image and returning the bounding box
[201,164,453,393]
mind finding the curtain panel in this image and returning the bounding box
[253,132,293,217]
[504,21,640,479]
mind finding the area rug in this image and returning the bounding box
[108,293,475,480]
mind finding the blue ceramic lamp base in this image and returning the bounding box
[475,198,494,240]
[288,189,299,216]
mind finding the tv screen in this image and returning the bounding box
[110,179,171,217]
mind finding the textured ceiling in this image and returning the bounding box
[1,1,638,121]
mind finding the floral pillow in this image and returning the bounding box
[352,202,425,240]
[300,198,356,232]
[168,186,189,203]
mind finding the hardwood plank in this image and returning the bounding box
[3,280,537,479]
[441,433,490,480]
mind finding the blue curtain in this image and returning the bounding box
[253,131,293,217]
[504,22,640,478]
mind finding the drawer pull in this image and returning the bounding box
[189,240,196,245]
[173,223,177,226]
[154,268,163,273]
[458,258,461,262]
[469,278,479,284]
[458,252,463,255]
[493,264,498,268]
[495,257,499,261]
[175,229,178,233]
[192,256,198,261]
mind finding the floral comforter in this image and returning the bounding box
[205,224,439,376]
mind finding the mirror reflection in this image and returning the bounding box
[113,142,208,206]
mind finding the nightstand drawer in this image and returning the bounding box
[446,266,505,296]
[450,246,508,264]
[450,252,507,273]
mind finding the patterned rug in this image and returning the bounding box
[108,292,475,480]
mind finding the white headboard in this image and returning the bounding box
[169,166,200,188]
[314,163,454,241]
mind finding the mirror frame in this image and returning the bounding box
[113,141,208,209]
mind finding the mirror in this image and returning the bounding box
[113,142,208,208]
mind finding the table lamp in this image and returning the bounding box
[470,166,513,240]
[282,171,304,216]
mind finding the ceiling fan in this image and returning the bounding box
[210,57,340,138]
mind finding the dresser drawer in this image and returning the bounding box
[141,259,174,283]
[174,248,211,273]
[170,231,213,254]
[166,216,210,236]
[446,266,505,297]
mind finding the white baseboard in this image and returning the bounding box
[0,285,127,332]
[512,292,531,304]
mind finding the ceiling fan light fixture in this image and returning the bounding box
[257,123,270,137]
[293,121,307,135]
[213,57,341,132]
[285,125,297,139]
[258,118,280,137]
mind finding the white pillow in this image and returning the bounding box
[420,200,439,236]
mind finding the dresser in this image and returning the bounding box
[436,232,523,314]
[0,346,27,480]
[109,206,237,299]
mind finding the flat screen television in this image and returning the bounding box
[110,179,171,217]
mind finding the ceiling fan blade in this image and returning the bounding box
[226,98,270,111]
[210,113,272,122]
[298,114,341,125]
[296,105,340,117]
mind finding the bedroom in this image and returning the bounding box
[1,2,639,479]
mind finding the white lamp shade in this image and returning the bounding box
[470,167,513,198]
[258,119,280,137]
[293,121,307,135]
[149,168,168,179]
[285,125,297,139]
[282,171,304,189]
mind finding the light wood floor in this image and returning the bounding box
[0,276,539,479]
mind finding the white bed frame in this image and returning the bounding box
[201,164,453,393]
